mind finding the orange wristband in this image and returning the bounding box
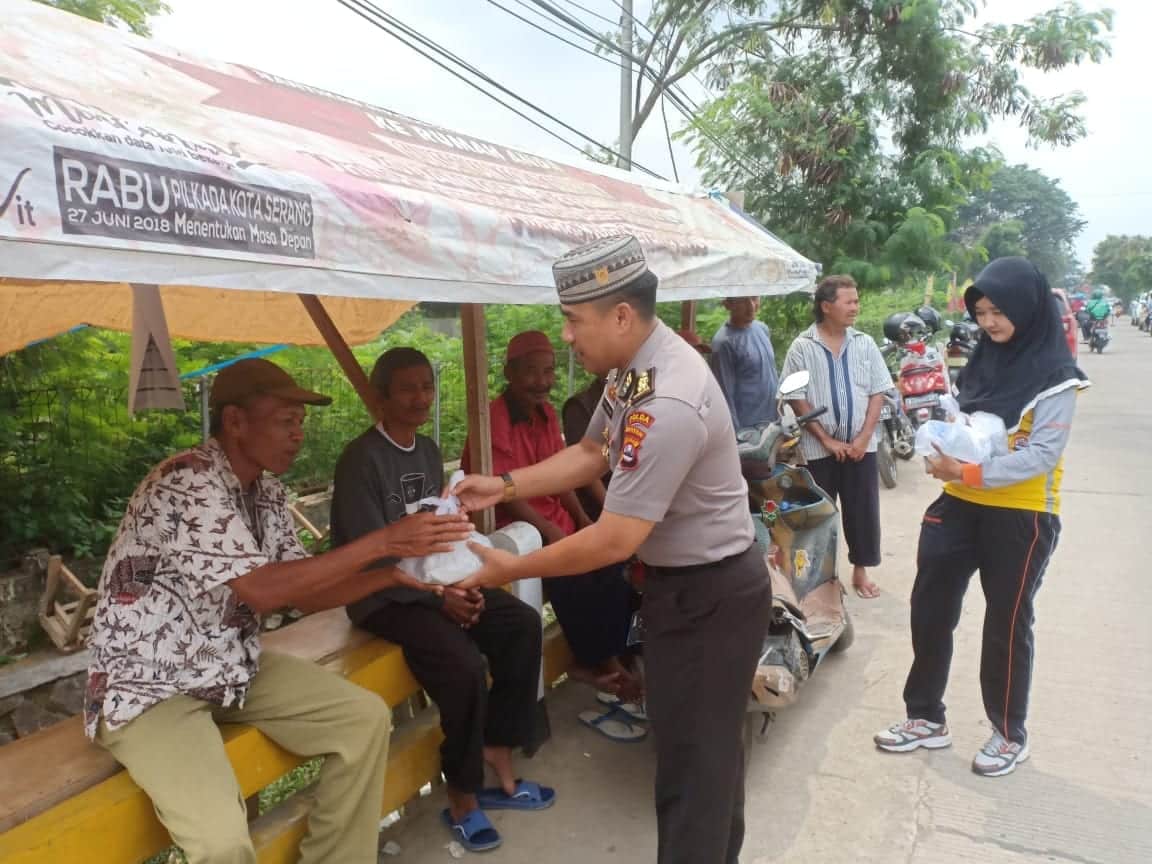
[960,463,984,487]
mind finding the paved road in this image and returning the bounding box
[385,323,1152,863]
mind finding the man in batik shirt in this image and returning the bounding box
[85,359,470,864]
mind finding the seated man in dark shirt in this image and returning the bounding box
[330,348,553,854]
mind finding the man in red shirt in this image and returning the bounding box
[462,330,590,542]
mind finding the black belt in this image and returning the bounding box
[644,544,756,577]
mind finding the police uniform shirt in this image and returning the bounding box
[583,320,755,567]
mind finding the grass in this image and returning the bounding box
[258,758,324,814]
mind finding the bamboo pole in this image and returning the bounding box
[680,300,697,333]
[297,294,379,420]
[460,304,494,534]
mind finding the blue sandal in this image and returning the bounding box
[475,779,556,811]
[441,807,502,852]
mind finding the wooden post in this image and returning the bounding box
[460,304,494,534]
[297,294,379,420]
[680,300,697,334]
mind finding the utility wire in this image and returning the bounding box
[520,0,769,180]
[514,1,748,183]
[335,0,668,179]
[510,0,615,49]
[484,0,628,71]
[557,0,619,28]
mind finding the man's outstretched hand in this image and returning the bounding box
[452,474,506,512]
[384,566,444,595]
[378,512,472,558]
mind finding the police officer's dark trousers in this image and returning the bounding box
[358,588,541,792]
[645,546,771,864]
[904,494,1060,744]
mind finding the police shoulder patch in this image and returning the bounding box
[618,411,653,471]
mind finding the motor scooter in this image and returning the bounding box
[944,317,980,385]
[1089,318,1111,353]
[877,390,915,489]
[735,371,853,726]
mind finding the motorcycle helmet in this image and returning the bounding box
[916,305,942,333]
[950,321,971,343]
[883,312,928,344]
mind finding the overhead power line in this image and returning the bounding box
[517,0,771,181]
[334,0,669,180]
[483,0,628,71]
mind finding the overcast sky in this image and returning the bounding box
[149,0,1145,266]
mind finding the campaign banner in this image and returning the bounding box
[54,147,315,258]
[0,0,817,304]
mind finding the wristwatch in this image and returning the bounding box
[500,472,516,502]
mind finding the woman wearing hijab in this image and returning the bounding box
[874,257,1090,777]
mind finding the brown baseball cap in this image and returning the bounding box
[209,358,332,409]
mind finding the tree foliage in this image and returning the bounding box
[660,0,1110,284]
[1090,235,1152,302]
[956,163,1084,286]
[34,0,169,36]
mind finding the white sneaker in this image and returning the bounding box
[874,718,952,752]
[972,732,1030,777]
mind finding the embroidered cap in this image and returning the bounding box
[552,235,651,304]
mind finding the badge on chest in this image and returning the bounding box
[602,367,657,469]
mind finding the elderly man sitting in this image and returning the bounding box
[85,359,470,864]
[331,347,553,854]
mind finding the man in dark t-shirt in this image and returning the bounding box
[330,348,552,853]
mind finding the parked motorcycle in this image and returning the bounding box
[1077,309,1093,343]
[943,317,980,385]
[877,390,915,489]
[882,313,951,429]
[736,371,852,723]
[1089,318,1111,353]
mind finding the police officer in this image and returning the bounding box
[455,235,771,864]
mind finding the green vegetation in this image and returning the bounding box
[0,288,933,566]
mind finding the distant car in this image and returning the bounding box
[1051,288,1079,358]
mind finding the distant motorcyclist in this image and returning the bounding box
[1082,288,1111,339]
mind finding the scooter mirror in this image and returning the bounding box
[778,370,810,397]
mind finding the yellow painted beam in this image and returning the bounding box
[0,648,423,864]
[543,624,574,686]
[0,624,571,864]
[251,720,445,864]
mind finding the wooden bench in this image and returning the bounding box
[0,609,573,864]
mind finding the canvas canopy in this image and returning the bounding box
[0,0,816,355]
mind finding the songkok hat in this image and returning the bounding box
[552,235,651,304]
[506,330,555,362]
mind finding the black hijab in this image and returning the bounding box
[957,257,1089,430]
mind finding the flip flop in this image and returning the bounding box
[440,808,502,853]
[854,583,881,599]
[475,779,556,811]
[595,692,648,722]
[579,706,648,743]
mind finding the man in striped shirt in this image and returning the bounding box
[780,275,893,599]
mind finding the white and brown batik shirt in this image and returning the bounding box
[84,439,307,739]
